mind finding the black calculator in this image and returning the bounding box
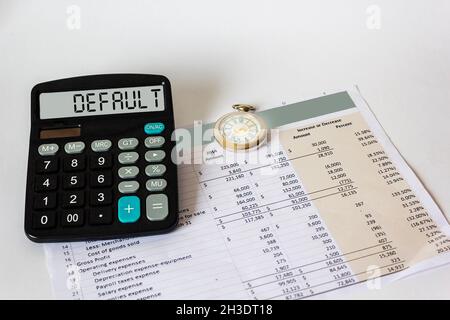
[24,74,179,242]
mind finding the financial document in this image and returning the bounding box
[44,89,450,299]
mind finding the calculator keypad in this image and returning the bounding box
[28,120,176,241]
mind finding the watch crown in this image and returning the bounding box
[232,104,256,112]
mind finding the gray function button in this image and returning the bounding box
[145,150,165,163]
[118,152,139,164]
[145,136,165,148]
[91,139,112,152]
[118,181,140,194]
[38,143,59,156]
[64,141,85,154]
[146,179,167,192]
[118,138,139,151]
[118,166,139,179]
[145,164,166,177]
[146,194,168,221]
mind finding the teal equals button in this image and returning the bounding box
[118,196,140,223]
[144,122,165,135]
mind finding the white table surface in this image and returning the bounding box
[0,0,449,299]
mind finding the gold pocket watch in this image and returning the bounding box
[214,104,267,151]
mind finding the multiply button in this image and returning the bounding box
[118,196,140,223]
[145,136,165,148]
[38,144,59,156]
[146,194,168,221]
[118,166,139,179]
[91,140,112,152]
[118,152,139,164]
[118,138,139,151]
[64,142,85,154]
[145,150,165,162]
[145,164,166,177]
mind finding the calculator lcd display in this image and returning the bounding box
[39,85,165,119]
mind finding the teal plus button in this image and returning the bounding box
[118,196,140,223]
[144,122,165,135]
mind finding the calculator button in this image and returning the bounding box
[89,207,113,225]
[146,194,168,221]
[145,150,165,162]
[90,172,113,188]
[145,164,166,177]
[38,143,59,156]
[64,141,85,154]
[34,175,57,192]
[63,156,86,172]
[36,158,58,173]
[61,209,84,227]
[144,122,165,135]
[118,166,139,179]
[118,196,140,223]
[146,179,167,192]
[145,136,165,148]
[118,138,139,150]
[90,190,112,206]
[33,212,56,229]
[118,152,139,164]
[91,140,112,152]
[118,181,140,194]
[62,191,84,208]
[90,153,112,169]
[33,194,57,210]
[63,174,85,189]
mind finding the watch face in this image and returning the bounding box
[214,112,267,150]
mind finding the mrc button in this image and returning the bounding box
[91,140,112,152]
